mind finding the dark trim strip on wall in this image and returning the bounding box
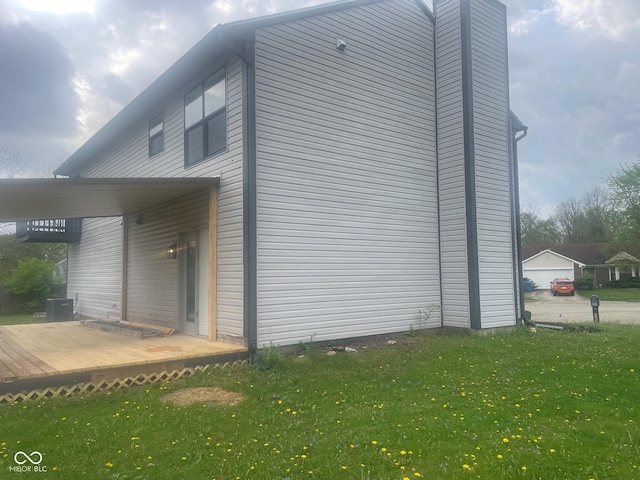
[432,4,445,327]
[240,37,258,354]
[459,0,482,330]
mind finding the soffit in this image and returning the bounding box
[0,177,219,222]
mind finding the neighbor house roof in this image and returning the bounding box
[522,248,585,267]
[522,244,608,266]
[606,252,640,264]
[54,0,433,177]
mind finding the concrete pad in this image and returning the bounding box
[525,290,640,325]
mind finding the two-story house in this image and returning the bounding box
[0,0,527,353]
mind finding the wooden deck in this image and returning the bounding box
[0,322,247,394]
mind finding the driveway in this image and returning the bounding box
[525,290,640,325]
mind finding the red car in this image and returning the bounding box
[550,278,575,296]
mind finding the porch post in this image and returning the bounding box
[208,185,218,342]
[121,215,128,321]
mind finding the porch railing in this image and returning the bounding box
[16,218,82,243]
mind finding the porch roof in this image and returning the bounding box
[0,177,219,222]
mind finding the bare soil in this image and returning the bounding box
[161,387,245,407]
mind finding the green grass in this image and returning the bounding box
[523,294,538,303]
[0,314,45,326]
[1,326,639,479]
[577,288,640,302]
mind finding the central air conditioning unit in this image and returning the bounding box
[46,298,74,322]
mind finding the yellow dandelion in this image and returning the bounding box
[462,464,471,470]
[502,438,509,443]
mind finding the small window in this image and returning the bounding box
[184,68,226,167]
[149,112,164,157]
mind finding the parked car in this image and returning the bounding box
[550,278,575,296]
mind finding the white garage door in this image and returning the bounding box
[524,268,574,290]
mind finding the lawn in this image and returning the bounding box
[0,313,45,326]
[577,288,640,302]
[0,326,638,479]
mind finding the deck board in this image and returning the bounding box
[0,332,56,379]
[0,322,247,388]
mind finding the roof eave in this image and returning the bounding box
[54,25,228,177]
[54,0,434,177]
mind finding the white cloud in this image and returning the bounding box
[551,0,640,40]
[19,0,94,15]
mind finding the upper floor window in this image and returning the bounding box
[149,112,164,157]
[184,69,226,167]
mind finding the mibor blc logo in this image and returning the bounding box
[9,451,47,473]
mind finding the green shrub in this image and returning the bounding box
[6,258,55,312]
[573,274,595,290]
[608,276,640,288]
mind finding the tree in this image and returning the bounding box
[0,234,66,285]
[0,143,25,178]
[606,156,640,257]
[555,187,611,244]
[6,258,55,312]
[520,207,561,245]
[555,197,586,243]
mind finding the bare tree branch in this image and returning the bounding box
[0,143,26,179]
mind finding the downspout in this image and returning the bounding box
[219,27,259,354]
[513,125,528,323]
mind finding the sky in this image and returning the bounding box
[0,0,638,217]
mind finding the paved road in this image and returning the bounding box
[525,290,640,325]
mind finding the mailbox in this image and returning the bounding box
[590,295,600,323]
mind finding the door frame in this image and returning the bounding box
[177,185,218,340]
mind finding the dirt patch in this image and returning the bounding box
[161,387,245,407]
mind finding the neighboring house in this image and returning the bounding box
[522,244,640,288]
[0,0,526,351]
[522,248,585,289]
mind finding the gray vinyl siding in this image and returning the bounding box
[470,0,514,327]
[125,189,209,329]
[255,0,440,347]
[70,55,244,340]
[67,217,122,320]
[435,0,470,328]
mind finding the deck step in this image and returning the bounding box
[81,319,163,339]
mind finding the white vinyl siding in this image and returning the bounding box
[67,217,122,320]
[255,0,440,346]
[525,252,574,269]
[70,55,244,340]
[435,0,470,328]
[523,251,576,288]
[125,189,209,330]
[470,0,514,327]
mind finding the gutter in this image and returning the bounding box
[512,124,528,323]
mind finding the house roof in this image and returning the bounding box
[54,0,433,177]
[522,248,585,267]
[521,244,608,266]
[606,252,640,264]
[0,177,219,221]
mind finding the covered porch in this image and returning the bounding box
[0,176,229,342]
[0,321,247,395]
